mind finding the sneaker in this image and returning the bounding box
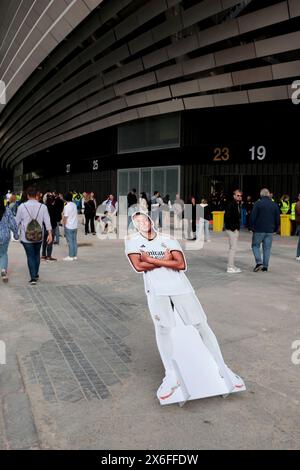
[296,256,300,261]
[227,267,241,274]
[1,270,8,283]
[253,264,263,272]
[29,279,37,285]
[63,256,74,261]
[46,257,57,261]
[158,372,180,401]
[73,257,77,260]
[41,256,47,261]
[206,239,212,243]
[220,367,245,392]
[262,267,268,272]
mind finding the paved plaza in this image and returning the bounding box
[0,223,300,450]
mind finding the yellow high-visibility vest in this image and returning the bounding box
[280,201,290,214]
[290,202,296,221]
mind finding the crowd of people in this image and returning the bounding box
[0,186,299,284]
[124,187,300,273]
[0,188,97,284]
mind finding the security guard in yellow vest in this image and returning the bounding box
[279,195,290,215]
[290,200,297,235]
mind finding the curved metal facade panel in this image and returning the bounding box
[0,0,103,107]
[0,0,299,169]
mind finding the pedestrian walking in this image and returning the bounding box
[15,187,52,285]
[0,195,19,282]
[224,189,243,273]
[250,188,280,272]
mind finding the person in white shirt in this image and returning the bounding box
[102,194,118,214]
[102,194,118,232]
[125,211,243,401]
[63,192,78,261]
[15,186,52,285]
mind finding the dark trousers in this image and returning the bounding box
[85,214,95,234]
[21,241,42,280]
[188,219,196,238]
[42,230,54,257]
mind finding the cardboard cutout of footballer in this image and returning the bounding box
[125,212,246,405]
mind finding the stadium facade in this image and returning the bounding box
[0,0,300,201]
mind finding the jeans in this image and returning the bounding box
[188,219,196,239]
[226,230,239,268]
[197,219,210,241]
[296,225,300,257]
[21,242,42,280]
[54,224,60,244]
[0,241,9,271]
[252,232,273,268]
[64,228,77,257]
[42,229,54,257]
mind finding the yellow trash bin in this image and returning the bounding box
[280,214,291,236]
[212,211,225,232]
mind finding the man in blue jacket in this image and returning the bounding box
[250,188,280,272]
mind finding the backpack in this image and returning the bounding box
[24,203,43,242]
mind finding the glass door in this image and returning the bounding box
[118,166,180,202]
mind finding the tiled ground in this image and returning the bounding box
[1,225,300,449]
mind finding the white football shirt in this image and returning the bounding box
[125,232,194,296]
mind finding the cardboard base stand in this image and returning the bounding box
[157,310,246,406]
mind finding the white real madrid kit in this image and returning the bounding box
[125,231,245,404]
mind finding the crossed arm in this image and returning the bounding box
[128,249,186,273]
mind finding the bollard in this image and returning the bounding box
[280,214,291,236]
[212,211,225,232]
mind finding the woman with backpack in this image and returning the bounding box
[0,194,19,282]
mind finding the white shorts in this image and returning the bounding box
[147,292,207,328]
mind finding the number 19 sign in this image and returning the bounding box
[249,145,266,161]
